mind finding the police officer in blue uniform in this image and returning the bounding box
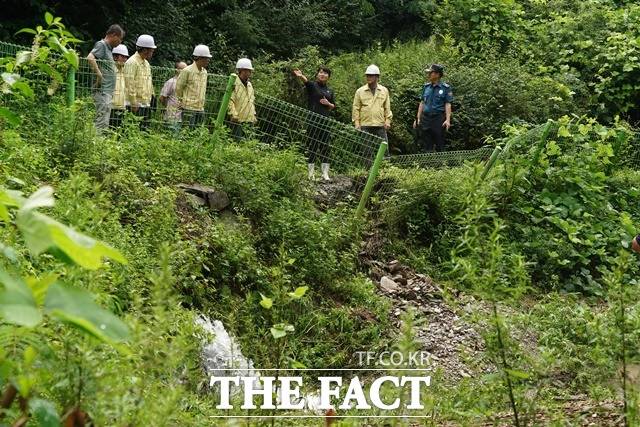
[413,64,453,152]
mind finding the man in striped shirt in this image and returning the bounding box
[124,34,156,130]
[176,45,211,129]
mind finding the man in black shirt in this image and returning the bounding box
[293,67,336,181]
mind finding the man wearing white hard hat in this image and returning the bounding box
[110,44,128,129]
[124,34,156,130]
[176,44,211,128]
[228,58,257,139]
[87,24,124,132]
[352,64,392,140]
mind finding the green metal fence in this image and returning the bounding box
[0,40,500,215]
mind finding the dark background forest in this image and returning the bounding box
[2,0,639,148]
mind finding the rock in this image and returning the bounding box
[388,260,401,273]
[380,276,399,293]
[207,190,230,211]
[393,275,408,286]
[178,183,230,211]
[187,193,207,207]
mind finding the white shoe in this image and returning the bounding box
[308,163,315,180]
[321,163,330,181]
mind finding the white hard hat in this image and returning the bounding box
[235,58,253,70]
[365,64,380,75]
[192,44,212,58]
[136,34,156,49]
[112,44,129,57]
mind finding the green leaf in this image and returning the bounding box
[270,323,294,339]
[259,293,273,309]
[504,368,530,379]
[12,81,34,99]
[15,28,37,36]
[15,50,31,67]
[35,63,63,82]
[44,12,54,26]
[270,327,287,339]
[557,126,572,138]
[20,186,54,212]
[30,398,61,427]
[45,282,129,344]
[0,269,42,327]
[63,50,79,70]
[1,72,20,85]
[287,286,308,299]
[0,107,20,126]
[27,274,58,306]
[17,211,127,269]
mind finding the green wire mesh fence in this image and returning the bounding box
[1,40,500,216]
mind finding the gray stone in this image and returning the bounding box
[380,276,399,293]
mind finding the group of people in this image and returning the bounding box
[88,25,454,182]
[87,24,256,135]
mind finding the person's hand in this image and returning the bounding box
[131,105,139,113]
[292,69,307,82]
[355,124,361,130]
[413,119,419,129]
[384,123,391,130]
[94,73,103,88]
[319,98,332,107]
[442,119,451,130]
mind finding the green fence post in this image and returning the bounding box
[480,145,502,181]
[530,121,553,167]
[66,67,76,107]
[216,73,236,128]
[356,140,388,217]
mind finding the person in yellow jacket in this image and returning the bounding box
[110,44,128,129]
[176,44,211,129]
[352,64,392,142]
[124,34,156,130]
[228,58,257,140]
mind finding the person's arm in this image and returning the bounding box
[292,69,308,84]
[87,52,103,88]
[384,91,392,130]
[352,91,361,129]
[319,91,335,110]
[227,83,239,122]
[414,101,424,128]
[443,103,452,130]
[159,80,171,106]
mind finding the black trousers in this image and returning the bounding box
[109,108,125,129]
[182,110,205,129]
[306,122,331,163]
[360,126,388,165]
[418,113,446,152]
[126,106,151,130]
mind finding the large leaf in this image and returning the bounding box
[270,323,294,340]
[259,293,273,309]
[30,398,61,427]
[20,186,54,212]
[0,107,20,126]
[63,50,79,70]
[0,270,42,327]
[287,286,308,299]
[17,211,127,269]
[44,282,129,344]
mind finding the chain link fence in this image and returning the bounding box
[1,40,500,216]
